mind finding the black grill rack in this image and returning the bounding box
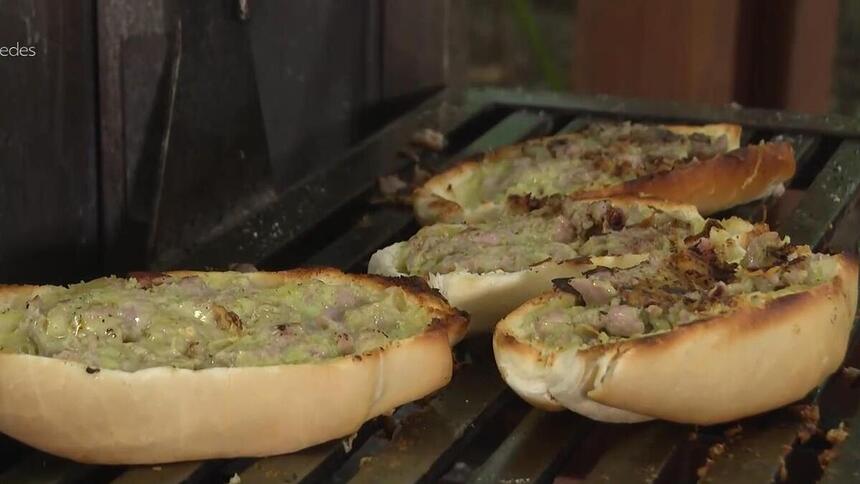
[3,88,860,483]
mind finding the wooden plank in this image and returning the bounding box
[382,0,450,99]
[96,0,168,260]
[783,0,839,114]
[572,0,740,106]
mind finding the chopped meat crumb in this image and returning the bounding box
[378,174,409,197]
[842,366,860,380]
[410,128,447,151]
[341,432,358,453]
[826,422,849,445]
[819,448,839,468]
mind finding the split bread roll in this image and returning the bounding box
[414,121,795,224]
[370,196,706,334]
[0,269,468,464]
[494,218,858,424]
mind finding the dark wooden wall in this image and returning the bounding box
[573,0,839,113]
[0,0,99,284]
[0,0,455,283]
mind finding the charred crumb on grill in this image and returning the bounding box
[777,456,789,482]
[791,404,821,425]
[724,424,743,439]
[410,128,446,151]
[696,442,727,480]
[129,271,169,289]
[397,148,421,164]
[212,304,244,333]
[841,366,860,380]
[228,263,258,273]
[818,448,839,468]
[826,422,849,445]
[378,174,409,197]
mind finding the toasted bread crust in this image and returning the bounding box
[0,269,468,464]
[413,124,795,224]
[576,142,796,215]
[494,255,858,424]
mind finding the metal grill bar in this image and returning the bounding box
[468,88,860,137]
[780,140,860,246]
[343,341,509,483]
[581,423,689,483]
[701,414,805,484]
[0,452,109,484]
[467,410,592,483]
[112,462,205,484]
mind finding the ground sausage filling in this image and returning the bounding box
[397,197,703,275]
[516,218,840,350]
[0,273,434,371]
[454,122,731,209]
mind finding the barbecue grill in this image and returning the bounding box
[2,87,860,483]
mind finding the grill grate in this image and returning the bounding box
[3,88,860,483]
